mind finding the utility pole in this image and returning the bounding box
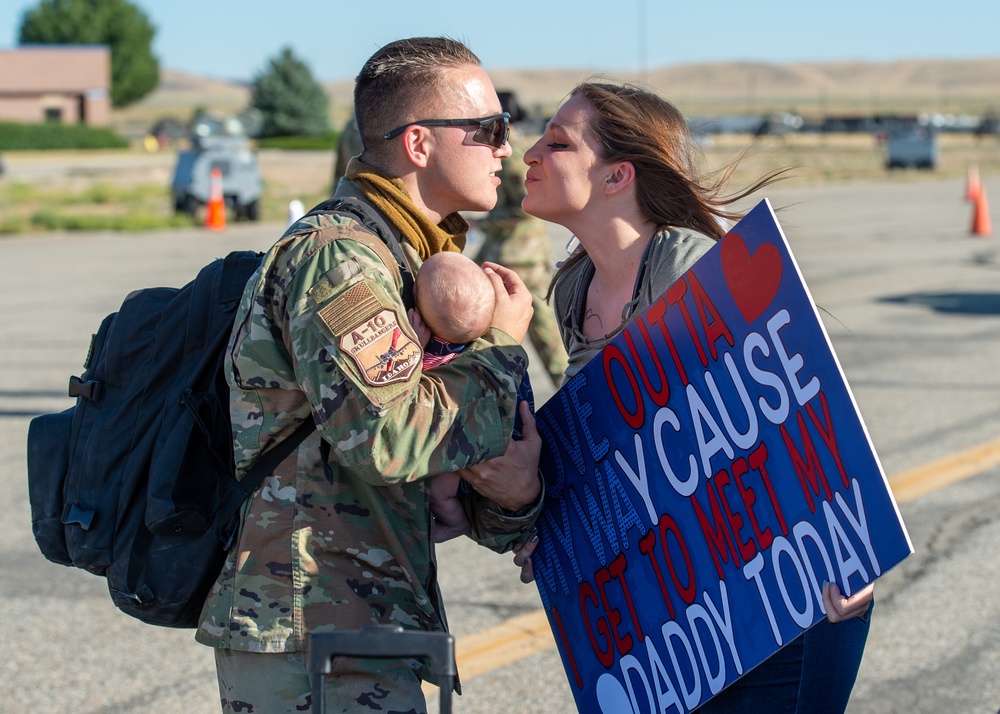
[637,0,647,82]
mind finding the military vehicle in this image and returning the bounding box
[885,126,938,170]
[171,111,263,221]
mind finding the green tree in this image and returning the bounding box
[251,47,330,138]
[18,0,159,108]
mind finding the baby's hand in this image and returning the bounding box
[407,308,431,347]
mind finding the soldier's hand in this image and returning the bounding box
[483,262,533,343]
[457,401,541,512]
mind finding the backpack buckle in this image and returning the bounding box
[68,376,104,402]
[62,503,96,531]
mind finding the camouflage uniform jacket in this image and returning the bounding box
[196,182,540,667]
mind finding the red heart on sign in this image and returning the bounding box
[720,231,782,323]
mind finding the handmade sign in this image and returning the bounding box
[532,199,913,713]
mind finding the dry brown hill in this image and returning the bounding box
[325,57,1000,118]
[144,69,250,109]
[116,58,1000,133]
[641,58,1000,116]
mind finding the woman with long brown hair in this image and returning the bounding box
[516,81,874,712]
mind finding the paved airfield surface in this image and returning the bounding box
[2,176,1000,713]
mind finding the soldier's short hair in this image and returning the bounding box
[354,37,481,162]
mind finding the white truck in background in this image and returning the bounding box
[885,126,938,170]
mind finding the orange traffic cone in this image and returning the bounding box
[971,184,992,237]
[205,168,226,231]
[965,164,982,202]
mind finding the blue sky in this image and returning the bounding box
[2,0,996,83]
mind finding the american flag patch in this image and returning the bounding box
[318,282,380,336]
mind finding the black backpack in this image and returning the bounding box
[26,197,412,628]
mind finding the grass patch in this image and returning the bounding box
[0,121,128,150]
[256,132,339,151]
[3,181,41,203]
[0,180,197,234]
[4,209,197,234]
[27,209,195,232]
[0,174,325,233]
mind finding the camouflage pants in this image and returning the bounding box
[475,218,568,387]
[214,648,427,714]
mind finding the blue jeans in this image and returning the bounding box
[694,604,872,714]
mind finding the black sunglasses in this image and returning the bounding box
[383,112,511,150]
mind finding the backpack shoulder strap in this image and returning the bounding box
[304,196,415,311]
[232,418,316,502]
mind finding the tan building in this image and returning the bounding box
[0,45,111,126]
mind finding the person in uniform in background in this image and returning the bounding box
[197,37,544,714]
[473,91,568,388]
[331,114,363,192]
[408,251,535,543]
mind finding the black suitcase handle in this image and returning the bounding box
[309,626,456,714]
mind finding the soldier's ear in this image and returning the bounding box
[401,126,431,168]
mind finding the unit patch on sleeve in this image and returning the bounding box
[339,308,422,387]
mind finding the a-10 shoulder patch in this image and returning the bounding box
[319,281,421,387]
[340,307,421,387]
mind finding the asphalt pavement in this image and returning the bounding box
[3,176,1000,713]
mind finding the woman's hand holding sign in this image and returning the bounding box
[823,581,875,623]
[513,531,538,584]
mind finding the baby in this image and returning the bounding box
[410,251,534,542]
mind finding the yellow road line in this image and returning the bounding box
[424,436,1000,694]
[452,609,555,680]
[422,610,555,696]
[888,434,1000,503]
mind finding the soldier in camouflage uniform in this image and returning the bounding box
[331,114,362,192]
[196,37,543,714]
[474,94,568,387]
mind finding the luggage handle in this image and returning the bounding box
[309,625,456,714]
